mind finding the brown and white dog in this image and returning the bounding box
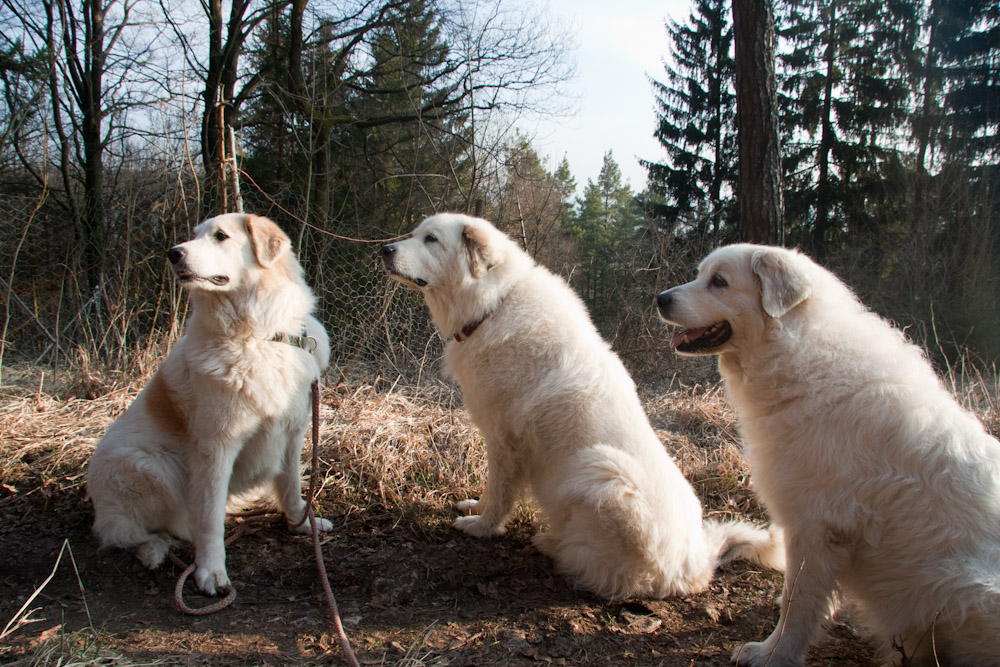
[87,213,332,595]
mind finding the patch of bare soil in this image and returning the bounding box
[1,369,881,666]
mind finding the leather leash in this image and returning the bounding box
[170,377,360,667]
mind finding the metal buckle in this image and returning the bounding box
[300,335,318,354]
[270,331,318,355]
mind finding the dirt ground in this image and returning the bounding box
[0,367,883,666]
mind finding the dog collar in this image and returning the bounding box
[453,316,488,343]
[271,331,318,354]
[453,294,509,343]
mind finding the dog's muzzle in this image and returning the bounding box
[168,246,186,266]
[380,244,398,267]
[381,244,427,287]
[168,246,194,281]
[167,246,229,286]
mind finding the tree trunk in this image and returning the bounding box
[811,4,836,258]
[201,0,251,216]
[82,0,106,288]
[914,20,940,177]
[286,0,333,271]
[201,0,225,214]
[59,0,108,288]
[732,0,782,245]
[43,0,81,233]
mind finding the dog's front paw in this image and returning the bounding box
[731,641,800,667]
[455,498,481,515]
[453,515,505,537]
[290,516,333,535]
[194,563,231,596]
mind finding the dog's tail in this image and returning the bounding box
[703,519,785,572]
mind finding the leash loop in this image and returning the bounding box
[172,559,237,615]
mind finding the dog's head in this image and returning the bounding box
[381,213,507,292]
[381,213,520,337]
[168,214,291,292]
[656,244,814,357]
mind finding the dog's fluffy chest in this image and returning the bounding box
[170,332,317,429]
[445,340,532,427]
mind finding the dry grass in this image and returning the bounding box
[2,629,160,667]
[0,359,766,556]
[645,383,767,523]
[314,379,489,532]
[0,365,130,496]
[308,375,768,538]
[940,358,1000,437]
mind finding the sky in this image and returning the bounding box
[520,0,692,194]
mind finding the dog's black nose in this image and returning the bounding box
[168,247,185,265]
[656,290,673,316]
[381,244,395,258]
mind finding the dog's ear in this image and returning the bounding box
[751,247,811,318]
[246,215,290,268]
[462,222,502,278]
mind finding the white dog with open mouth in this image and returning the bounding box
[658,244,1000,666]
[382,213,783,600]
[87,213,332,595]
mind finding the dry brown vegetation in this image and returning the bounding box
[12,353,996,666]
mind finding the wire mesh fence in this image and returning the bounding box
[0,167,712,394]
[0,191,442,387]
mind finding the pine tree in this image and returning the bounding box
[241,0,462,233]
[363,0,468,226]
[642,0,737,247]
[906,0,1000,357]
[569,151,641,326]
[777,0,920,254]
[494,135,576,272]
[915,0,1000,169]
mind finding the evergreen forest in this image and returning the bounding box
[1,0,998,380]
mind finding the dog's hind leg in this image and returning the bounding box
[533,518,640,600]
[90,446,182,569]
[92,507,173,569]
[135,533,173,569]
[532,446,696,600]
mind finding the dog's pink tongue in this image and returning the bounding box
[671,327,706,348]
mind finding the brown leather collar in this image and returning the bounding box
[453,316,488,343]
[453,294,508,343]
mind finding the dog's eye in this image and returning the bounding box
[214,230,229,242]
[424,234,438,244]
[710,273,728,288]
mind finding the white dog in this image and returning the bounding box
[87,213,332,595]
[658,244,1000,666]
[382,214,782,600]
